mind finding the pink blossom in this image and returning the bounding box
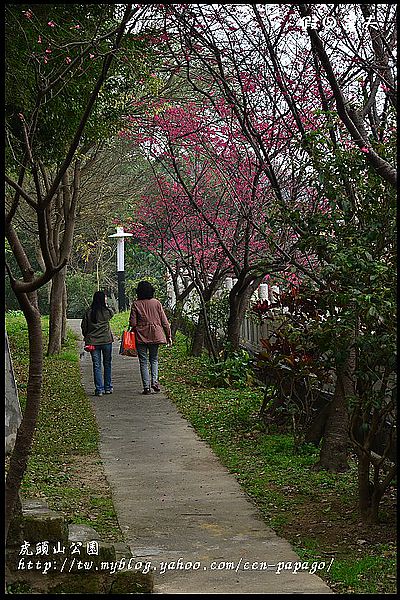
[47,21,56,27]
[22,10,33,19]
[360,147,370,153]
[37,36,42,44]
[45,47,52,54]
[89,53,95,59]
[65,56,72,64]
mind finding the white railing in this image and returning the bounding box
[240,315,283,353]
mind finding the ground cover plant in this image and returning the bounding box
[158,332,397,595]
[6,312,123,544]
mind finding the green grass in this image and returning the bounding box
[6,312,123,543]
[110,310,130,337]
[327,550,397,594]
[158,332,397,595]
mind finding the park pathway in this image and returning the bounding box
[68,320,333,595]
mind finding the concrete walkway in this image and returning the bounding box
[68,320,333,595]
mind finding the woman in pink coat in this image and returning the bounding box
[129,281,172,395]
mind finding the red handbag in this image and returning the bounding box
[84,344,96,352]
[119,330,137,356]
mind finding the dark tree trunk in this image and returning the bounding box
[313,362,352,472]
[304,401,331,446]
[352,406,397,524]
[170,299,183,340]
[5,292,43,541]
[191,311,206,356]
[226,292,243,350]
[227,278,261,350]
[190,286,217,357]
[47,267,67,355]
[47,161,80,354]
[357,453,374,521]
[61,278,67,344]
[35,245,51,307]
[356,452,392,524]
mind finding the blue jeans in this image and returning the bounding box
[136,343,159,389]
[91,343,113,394]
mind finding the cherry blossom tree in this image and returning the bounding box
[120,95,295,352]
[140,4,396,499]
[122,166,236,358]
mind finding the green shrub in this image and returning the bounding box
[66,272,98,318]
[206,347,255,389]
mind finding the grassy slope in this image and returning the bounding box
[156,333,397,595]
[6,313,123,542]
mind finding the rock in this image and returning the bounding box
[6,498,154,594]
[22,510,69,544]
[49,573,109,594]
[68,523,102,542]
[110,570,154,594]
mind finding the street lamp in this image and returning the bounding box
[108,226,133,312]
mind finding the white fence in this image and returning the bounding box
[240,281,282,352]
[240,315,283,353]
[166,273,283,351]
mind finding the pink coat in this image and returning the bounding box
[129,298,171,345]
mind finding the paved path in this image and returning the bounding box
[68,320,333,594]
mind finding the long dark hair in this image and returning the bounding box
[136,281,155,300]
[90,291,107,323]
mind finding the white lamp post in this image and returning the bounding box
[108,227,133,312]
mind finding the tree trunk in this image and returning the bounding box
[171,298,184,341]
[304,401,331,446]
[35,244,51,306]
[190,286,214,357]
[5,292,43,541]
[354,427,397,524]
[47,161,80,354]
[47,267,67,355]
[227,278,260,350]
[313,362,352,472]
[61,278,67,344]
[190,285,219,360]
[191,311,206,356]
[357,452,373,521]
[227,292,242,350]
[356,452,390,524]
